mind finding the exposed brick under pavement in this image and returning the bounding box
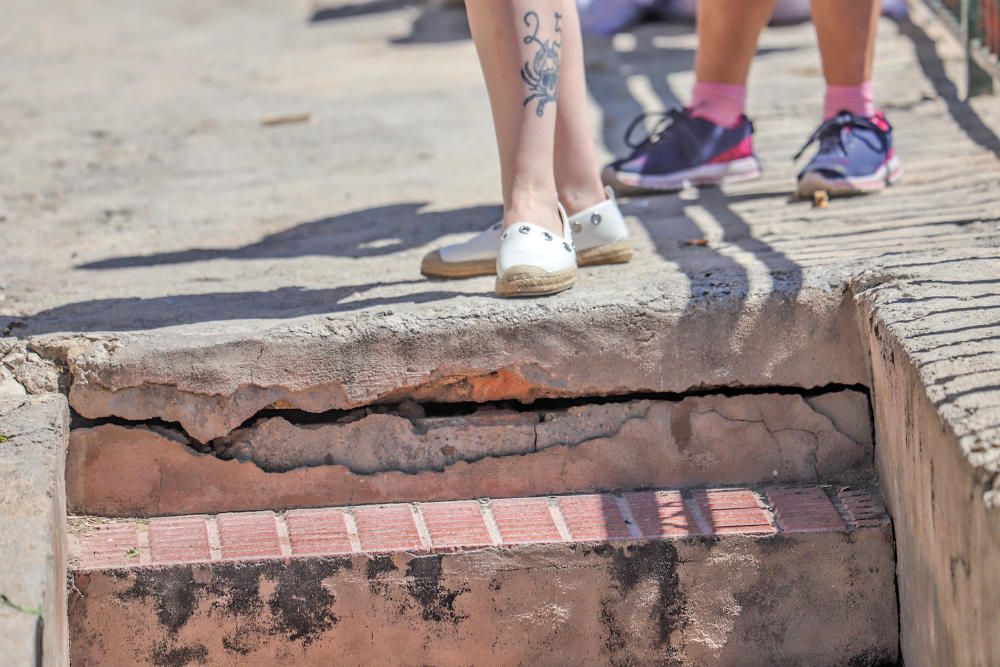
[70,485,884,570]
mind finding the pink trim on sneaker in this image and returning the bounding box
[707,135,755,164]
[690,81,747,128]
[824,82,876,120]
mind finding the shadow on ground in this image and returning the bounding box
[310,0,470,45]
[18,12,1000,343]
[10,282,483,333]
[77,203,501,269]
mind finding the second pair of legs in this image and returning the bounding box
[424,0,902,298]
[605,0,902,198]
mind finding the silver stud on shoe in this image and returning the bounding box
[543,232,553,241]
[519,225,531,234]
[501,232,508,240]
[572,220,583,234]
[563,242,572,252]
[591,213,602,226]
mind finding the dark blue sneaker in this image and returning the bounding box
[602,108,762,193]
[795,111,902,198]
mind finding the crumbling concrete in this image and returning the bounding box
[68,391,873,516]
[0,394,69,667]
[214,390,871,475]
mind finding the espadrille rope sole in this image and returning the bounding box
[495,265,577,297]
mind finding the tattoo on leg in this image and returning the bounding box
[520,10,562,117]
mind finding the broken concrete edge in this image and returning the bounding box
[67,526,899,666]
[65,392,877,517]
[0,394,69,667]
[0,338,64,397]
[24,277,871,442]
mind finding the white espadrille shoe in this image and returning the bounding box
[494,205,576,298]
[421,188,630,279]
[569,187,632,267]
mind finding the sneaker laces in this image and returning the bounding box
[623,109,689,149]
[793,112,888,161]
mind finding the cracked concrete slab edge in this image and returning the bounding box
[0,393,70,667]
[29,281,873,442]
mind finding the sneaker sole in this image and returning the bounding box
[422,241,634,279]
[495,266,577,298]
[796,157,903,199]
[603,156,763,194]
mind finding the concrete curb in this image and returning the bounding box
[0,394,69,667]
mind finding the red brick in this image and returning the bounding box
[768,487,845,533]
[694,489,775,535]
[837,489,885,528]
[420,501,493,549]
[490,497,562,544]
[149,516,210,564]
[74,522,139,569]
[625,491,700,538]
[354,504,424,552]
[216,511,281,560]
[285,508,353,556]
[557,494,632,541]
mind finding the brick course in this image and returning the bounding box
[69,485,877,570]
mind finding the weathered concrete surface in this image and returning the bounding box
[0,394,69,667]
[68,391,873,516]
[68,497,897,666]
[860,273,1000,667]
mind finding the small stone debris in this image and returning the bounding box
[683,239,709,247]
[260,113,311,127]
[813,190,829,209]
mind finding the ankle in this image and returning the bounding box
[558,184,606,217]
[824,81,875,119]
[503,194,562,236]
[690,81,747,128]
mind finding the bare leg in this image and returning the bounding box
[811,0,880,86]
[552,4,605,216]
[695,0,776,85]
[466,0,568,234]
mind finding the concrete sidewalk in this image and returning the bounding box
[1,1,999,664]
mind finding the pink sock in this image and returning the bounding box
[824,82,876,119]
[690,81,746,128]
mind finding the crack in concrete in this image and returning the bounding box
[74,388,866,481]
[689,407,835,483]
